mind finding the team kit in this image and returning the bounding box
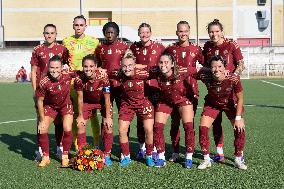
[30,15,247,170]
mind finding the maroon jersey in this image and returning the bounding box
[165,42,204,99]
[95,40,128,75]
[118,69,149,108]
[154,72,194,105]
[130,40,165,70]
[36,73,74,108]
[202,73,243,109]
[74,70,110,107]
[202,39,243,72]
[30,43,69,87]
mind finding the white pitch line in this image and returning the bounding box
[261,80,284,88]
[0,104,283,126]
[0,118,36,125]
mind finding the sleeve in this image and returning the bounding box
[197,46,204,65]
[231,41,243,64]
[95,45,102,67]
[36,80,46,97]
[62,47,70,65]
[30,49,39,66]
[233,75,243,93]
[102,74,111,94]
[201,44,209,67]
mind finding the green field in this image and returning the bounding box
[0,79,283,188]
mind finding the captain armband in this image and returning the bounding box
[103,86,111,93]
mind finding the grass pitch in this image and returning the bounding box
[0,79,283,188]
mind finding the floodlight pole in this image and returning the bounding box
[196,0,199,45]
[80,0,82,15]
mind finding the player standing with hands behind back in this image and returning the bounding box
[63,15,100,150]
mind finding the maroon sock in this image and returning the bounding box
[171,110,181,153]
[145,143,154,156]
[54,122,63,147]
[153,122,165,153]
[170,121,180,153]
[183,122,195,153]
[39,133,49,156]
[234,130,246,156]
[77,133,86,150]
[137,119,145,144]
[212,113,224,147]
[62,131,72,154]
[120,142,130,156]
[199,126,210,155]
[103,132,113,154]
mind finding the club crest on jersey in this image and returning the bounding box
[190,52,195,58]
[116,49,121,54]
[182,52,186,59]
[108,49,112,55]
[128,81,133,87]
[166,81,170,85]
[152,50,156,54]
[49,53,54,58]
[57,85,61,90]
[143,49,147,55]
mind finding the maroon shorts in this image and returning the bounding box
[82,103,107,120]
[44,104,73,119]
[119,100,154,122]
[156,100,192,114]
[201,104,244,120]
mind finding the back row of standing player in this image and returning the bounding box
[31,15,246,169]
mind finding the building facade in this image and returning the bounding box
[1,0,284,47]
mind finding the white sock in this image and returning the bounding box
[204,154,210,161]
[186,153,193,160]
[217,147,224,155]
[124,154,130,159]
[235,156,243,162]
[140,143,146,151]
[57,146,63,153]
[38,147,43,156]
[158,152,165,160]
[153,146,157,153]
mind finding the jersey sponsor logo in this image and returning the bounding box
[103,86,110,93]
[216,86,221,92]
[77,44,82,50]
[190,52,195,58]
[49,53,54,58]
[215,50,219,55]
[57,85,61,90]
[152,50,156,54]
[143,49,147,55]
[108,49,112,55]
[182,52,186,59]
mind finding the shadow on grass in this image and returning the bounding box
[0,131,56,161]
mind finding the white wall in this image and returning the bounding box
[0,47,284,81]
[0,49,32,81]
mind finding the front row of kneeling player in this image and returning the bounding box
[36,52,246,170]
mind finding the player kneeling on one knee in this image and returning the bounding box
[197,55,247,170]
